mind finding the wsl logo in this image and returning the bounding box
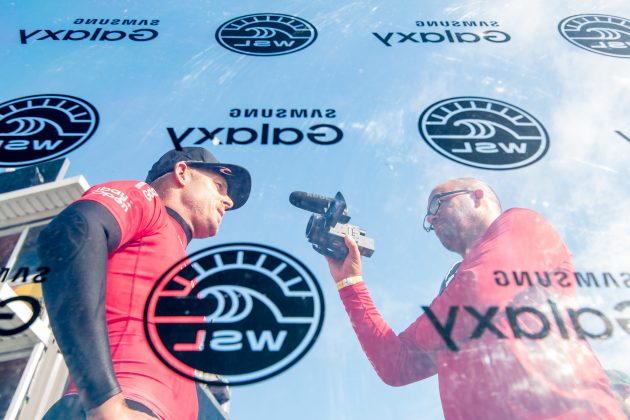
[215,13,317,56]
[418,97,549,170]
[559,14,630,58]
[0,94,99,167]
[144,243,324,385]
[0,296,41,336]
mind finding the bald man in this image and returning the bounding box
[325,178,624,420]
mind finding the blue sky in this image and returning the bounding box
[2,1,629,418]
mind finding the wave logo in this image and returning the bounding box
[0,94,99,167]
[418,97,549,170]
[144,243,324,385]
[559,14,630,58]
[215,13,317,56]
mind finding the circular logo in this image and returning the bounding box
[144,243,324,385]
[0,94,99,168]
[559,14,630,58]
[0,296,41,336]
[215,13,317,56]
[418,97,549,170]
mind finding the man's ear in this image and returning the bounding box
[173,161,192,187]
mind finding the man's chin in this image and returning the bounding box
[437,235,460,253]
[194,225,218,239]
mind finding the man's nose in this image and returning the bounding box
[223,195,234,210]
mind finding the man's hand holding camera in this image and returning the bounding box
[325,235,363,284]
[290,190,372,289]
[289,191,375,260]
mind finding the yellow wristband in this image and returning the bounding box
[336,276,363,290]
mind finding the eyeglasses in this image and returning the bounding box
[423,189,473,232]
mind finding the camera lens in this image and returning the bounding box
[306,214,316,239]
[306,214,324,242]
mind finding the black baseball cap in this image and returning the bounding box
[146,147,251,210]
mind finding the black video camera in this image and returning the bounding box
[289,191,375,260]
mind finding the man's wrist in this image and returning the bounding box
[336,275,363,290]
[82,385,122,412]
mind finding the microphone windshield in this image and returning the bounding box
[289,191,333,214]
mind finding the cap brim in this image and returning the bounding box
[189,162,251,210]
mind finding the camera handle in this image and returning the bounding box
[312,243,348,260]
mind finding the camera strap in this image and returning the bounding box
[438,261,461,296]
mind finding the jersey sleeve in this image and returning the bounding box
[338,282,437,386]
[77,181,162,249]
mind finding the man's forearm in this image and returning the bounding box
[327,236,437,385]
[39,201,122,409]
[339,281,437,386]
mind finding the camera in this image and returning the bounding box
[289,191,375,260]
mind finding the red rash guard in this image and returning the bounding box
[67,180,198,420]
[339,208,624,419]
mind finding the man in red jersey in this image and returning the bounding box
[38,147,251,420]
[326,178,625,419]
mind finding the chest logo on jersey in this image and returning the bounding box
[91,186,132,212]
[144,243,324,385]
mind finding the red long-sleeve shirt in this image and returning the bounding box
[66,181,198,420]
[339,208,624,419]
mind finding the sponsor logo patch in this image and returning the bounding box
[91,186,132,212]
[215,13,317,56]
[0,94,99,167]
[218,167,233,176]
[418,97,548,170]
[559,14,630,58]
[372,19,511,47]
[144,243,324,385]
[167,108,342,148]
[19,18,160,45]
[0,296,41,336]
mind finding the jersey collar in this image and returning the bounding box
[166,207,193,245]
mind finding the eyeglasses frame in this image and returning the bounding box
[423,189,474,232]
